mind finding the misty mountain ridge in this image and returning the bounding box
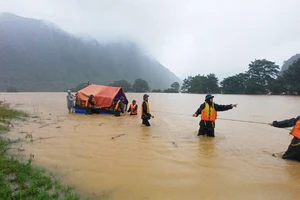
[281,53,300,71]
[0,12,181,92]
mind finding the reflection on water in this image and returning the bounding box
[1,92,300,200]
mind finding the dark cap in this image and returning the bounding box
[205,94,214,100]
[143,94,149,98]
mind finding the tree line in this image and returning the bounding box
[182,58,300,95]
[70,78,181,93]
[108,79,181,93]
[69,58,300,95]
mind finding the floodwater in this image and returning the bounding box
[1,92,300,200]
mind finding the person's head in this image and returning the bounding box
[68,89,71,94]
[120,96,125,102]
[132,100,136,105]
[89,94,94,99]
[205,94,214,103]
[143,94,149,101]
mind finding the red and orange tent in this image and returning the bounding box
[76,84,128,108]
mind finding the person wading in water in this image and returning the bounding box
[66,89,76,113]
[268,116,300,162]
[193,94,237,137]
[114,97,125,117]
[85,94,98,115]
[141,94,154,126]
[128,100,138,115]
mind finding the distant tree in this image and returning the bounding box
[170,82,180,92]
[6,87,18,93]
[268,75,287,95]
[245,59,280,94]
[220,73,249,94]
[206,73,220,93]
[182,74,219,94]
[181,76,192,92]
[192,74,208,93]
[163,88,178,93]
[161,82,181,93]
[132,78,150,92]
[109,80,132,92]
[152,89,162,92]
[187,75,201,93]
[69,83,87,92]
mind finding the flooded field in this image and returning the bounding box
[1,92,300,200]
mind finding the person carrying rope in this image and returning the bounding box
[269,116,300,162]
[193,94,237,137]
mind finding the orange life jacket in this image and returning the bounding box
[141,101,150,116]
[291,120,300,139]
[130,104,137,115]
[115,100,121,111]
[85,98,95,108]
[201,102,217,121]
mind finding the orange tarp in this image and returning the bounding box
[76,84,128,108]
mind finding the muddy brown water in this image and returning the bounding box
[1,92,300,200]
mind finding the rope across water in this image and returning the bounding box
[151,110,291,131]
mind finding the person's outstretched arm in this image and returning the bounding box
[269,116,300,128]
[214,103,237,112]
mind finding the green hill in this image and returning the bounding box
[0,13,181,92]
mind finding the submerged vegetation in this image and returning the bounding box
[0,101,28,132]
[0,101,84,200]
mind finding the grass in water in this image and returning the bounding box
[0,101,86,200]
[0,139,81,199]
[0,101,28,132]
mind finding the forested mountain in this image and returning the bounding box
[0,13,181,92]
[281,53,300,71]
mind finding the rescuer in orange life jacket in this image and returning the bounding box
[127,100,138,115]
[268,116,300,162]
[193,94,238,137]
[114,97,125,117]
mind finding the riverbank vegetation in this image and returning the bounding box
[0,101,83,200]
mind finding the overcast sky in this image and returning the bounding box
[1,0,300,80]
